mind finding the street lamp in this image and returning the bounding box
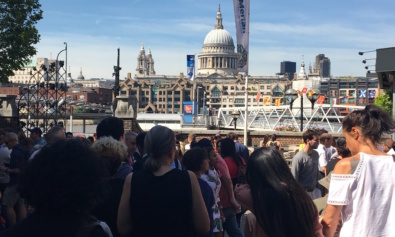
[285,88,304,131]
[231,110,240,130]
[197,86,203,114]
[285,89,298,110]
[307,89,320,110]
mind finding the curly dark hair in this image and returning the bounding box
[18,139,108,215]
[183,147,208,172]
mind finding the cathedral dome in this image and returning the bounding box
[204,29,234,46]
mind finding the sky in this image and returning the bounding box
[34,0,395,80]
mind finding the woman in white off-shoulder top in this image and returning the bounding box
[322,105,395,237]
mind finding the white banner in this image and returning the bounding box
[233,0,250,73]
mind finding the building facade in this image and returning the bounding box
[280,61,296,80]
[314,54,331,78]
[119,6,291,114]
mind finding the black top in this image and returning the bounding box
[132,154,148,172]
[91,178,125,237]
[0,212,108,237]
[130,169,194,237]
[9,144,28,185]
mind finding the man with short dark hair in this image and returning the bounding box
[30,126,66,160]
[133,132,147,172]
[124,132,138,164]
[316,133,335,174]
[227,132,249,162]
[65,132,74,139]
[292,129,321,199]
[96,117,124,141]
[29,127,46,154]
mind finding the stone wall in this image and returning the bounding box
[173,129,342,148]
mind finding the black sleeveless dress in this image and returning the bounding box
[129,169,194,237]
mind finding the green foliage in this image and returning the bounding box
[374,91,393,114]
[0,0,43,82]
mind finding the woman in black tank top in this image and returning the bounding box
[117,126,210,237]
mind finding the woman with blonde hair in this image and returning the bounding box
[91,136,128,237]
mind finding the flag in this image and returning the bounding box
[308,89,314,97]
[263,97,270,105]
[256,91,261,101]
[359,89,367,98]
[317,95,325,104]
[369,90,376,98]
[233,0,250,73]
[330,98,337,106]
[301,87,308,94]
[275,98,281,106]
[186,55,195,80]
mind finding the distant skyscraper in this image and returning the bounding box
[314,54,331,77]
[280,61,296,80]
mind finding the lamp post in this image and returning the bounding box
[285,89,298,110]
[231,110,240,130]
[203,90,207,126]
[307,89,320,110]
[197,86,202,114]
[285,89,305,131]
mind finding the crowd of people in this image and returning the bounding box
[0,104,393,237]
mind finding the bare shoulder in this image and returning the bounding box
[333,157,356,174]
[187,170,197,179]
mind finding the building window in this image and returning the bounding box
[340,90,347,96]
[235,99,244,104]
[223,86,228,90]
[260,86,264,89]
[223,98,226,102]
[272,86,283,97]
[120,90,127,95]
[231,86,234,90]
[348,90,355,97]
[211,87,221,98]
[229,99,233,102]
[267,86,271,89]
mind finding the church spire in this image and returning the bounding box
[140,42,144,51]
[215,4,223,29]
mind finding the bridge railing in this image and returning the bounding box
[217,104,365,132]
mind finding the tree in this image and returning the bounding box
[375,91,393,114]
[0,0,43,82]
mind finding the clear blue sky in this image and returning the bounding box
[35,0,395,79]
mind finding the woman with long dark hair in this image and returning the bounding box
[220,138,245,186]
[322,105,395,236]
[117,125,209,237]
[235,147,323,237]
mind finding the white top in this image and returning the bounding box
[327,152,395,237]
[315,144,327,169]
[387,148,395,155]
